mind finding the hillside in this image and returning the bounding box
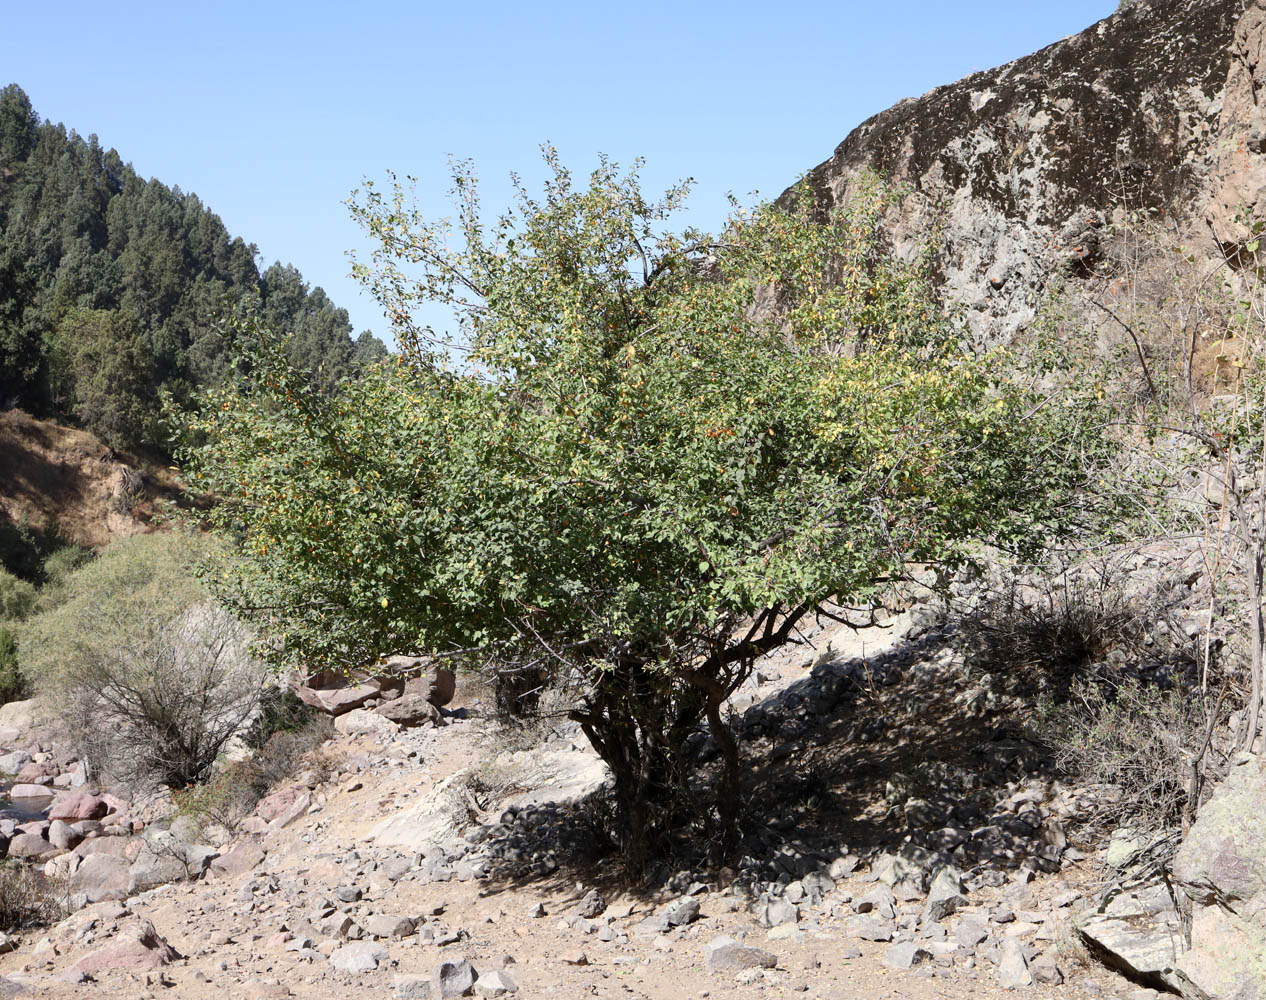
[0,84,386,452]
[0,409,177,573]
[784,0,1249,345]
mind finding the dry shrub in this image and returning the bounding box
[1042,678,1217,835]
[173,716,334,836]
[20,533,267,789]
[0,862,66,930]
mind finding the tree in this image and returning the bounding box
[50,307,154,448]
[185,152,1106,865]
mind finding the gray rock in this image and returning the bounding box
[998,938,1032,988]
[0,751,31,774]
[1030,952,1064,985]
[665,896,700,926]
[760,898,798,927]
[855,886,896,918]
[1174,754,1266,905]
[328,941,388,973]
[882,942,932,970]
[363,914,417,939]
[705,936,777,974]
[922,866,968,923]
[954,920,989,948]
[572,888,605,919]
[801,870,835,901]
[845,915,895,942]
[376,695,443,728]
[473,969,517,996]
[393,976,432,999]
[432,958,477,998]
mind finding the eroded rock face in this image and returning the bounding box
[786,0,1249,344]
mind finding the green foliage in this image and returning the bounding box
[0,568,35,622]
[0,84,386,450]
[185,151,1108,861]
[0,627,25,705]
[40,543,93,585]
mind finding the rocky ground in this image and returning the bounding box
[0,604,1200,1000]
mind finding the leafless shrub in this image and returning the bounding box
[1041,678,1221,837]
[62,602,265,788]
[0,863,67,930]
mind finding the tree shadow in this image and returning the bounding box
[473,625,1066,907]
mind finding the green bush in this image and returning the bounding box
[0,627,26,705]
[0,569,36,622]
[187,154,1110,864]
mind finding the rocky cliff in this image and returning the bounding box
[788,0,1263,343]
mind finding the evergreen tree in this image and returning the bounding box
[0,84,387,449]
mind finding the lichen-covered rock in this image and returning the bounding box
[784,0,1248,346]
[1174,754,1266,905]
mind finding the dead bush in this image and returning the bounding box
[0,862,66,930]
[954,559,1200,700]
[173,715,334,836]
[1041,677,1222,839]
[20,534,267,789]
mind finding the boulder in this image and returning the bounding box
[404,666,456,709]
[882,942,932,970]
[362,913,417,939]
[292,680,383,717]
[335,709,400,739]
[5,832,54,859]
[329,940,388,974]
[127,838,218,893]
[47,820,81,851]
[375,695,444,729]
[432,958,478,997]
[72,919,180,974]
[1174,754,1266,905]
[0,751,31,774]
[48,790,109,822]
[922,866,968,923]
[0,698,45,731]
[998,938,1033,988]
[208,841,266,879]
[6,783,53,801]
[473,969,517,997]
[704,936,777,974]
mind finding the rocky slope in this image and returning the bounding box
[786,0,1262,344]
[0,615,1133,999]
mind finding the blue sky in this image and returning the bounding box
[5,1,1114,342]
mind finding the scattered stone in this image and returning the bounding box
[433,958,478,997]
[705,936,777,974]
[882,942,932,970]
[473,969,518,997]
[665,896,700,927]
[573,888,605,919]
[392,975,432,999]
[922,866,968,923]
[48,790,108,821]
[72,919,180,974]
[844,915,895,942]
[760,898,798,927]
[998,938,1032,988]
[329,940,389,973]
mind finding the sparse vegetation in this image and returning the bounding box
[18,532,265,788]
[0,862,65,931]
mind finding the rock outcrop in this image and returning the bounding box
[787,0,1258,344]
